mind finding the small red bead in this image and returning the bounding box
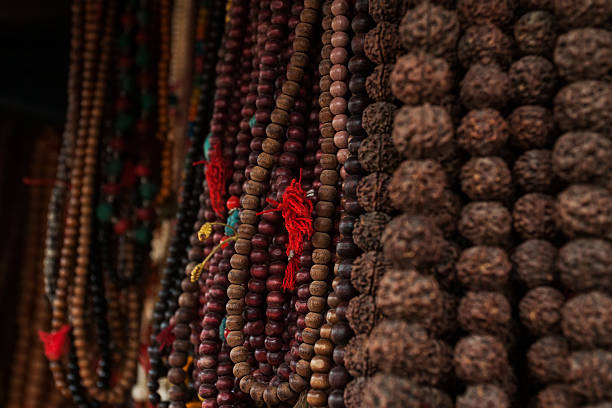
[226,195,240,210]
[114,219,130,235]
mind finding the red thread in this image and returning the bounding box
[155,323,176,351]
[38,324,71,361]
[257,170,313,290]
[206,143,229,218]
[22,177,68,187]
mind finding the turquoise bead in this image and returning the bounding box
[139,182,157,200]
[132,226,152,244]
[96,203,113,222]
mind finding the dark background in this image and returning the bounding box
[0,0,69,400]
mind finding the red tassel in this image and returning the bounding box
[155,324,175,351]
[257,170,313,291]
[206,143,230,218]
[38,324,71,361]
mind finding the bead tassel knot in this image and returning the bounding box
[257,170,313,290]
[38,324,71,361]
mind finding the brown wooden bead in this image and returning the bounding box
[262,138,282,154]
[264,385,281,405]
[299,343,315,359]
[250,382,265,402]
[289,373,308,392]
[277,381,297,401]
[234,362,251,379]
[321,139,336,154]
[266,123,284,140]
[320,323,332,339]
[287,66,304,82]
[282,80,300,97]
[257,152,275,169]
[300,7,319,24]
[316,202,335,217]
[312,249,332,264]
[239,375,254,393]
[312,232,331,249]
[228,268,248,284]
[291,51,309,68]
[318,185,337,201]
[303,327,321,344]
[320,124,334,138]
[320,154,337,169]
[230,346,249,363]
[250,165,269,182]
[314,217,333,232]
[311,373,330,391]
[234,239,251,255]
[320,108,333,123]
[296,358,312,377]
[307,389,328,406]
[271,109,290,125]
[227,284,245,299]
[241,194,260,210]
[226,331,244,347]
[226,299,244,315]
[230,254,249,269]
[309,280,328,296]
[306,311,324,328]
[311,264,330,281]
[244,179,264,196]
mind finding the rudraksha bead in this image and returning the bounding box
[513,150,556,193]
[382,214,446,269]
[509,105,555,150]
[366,64,395,102]
[362,101,397,136]
[528,336,570,384]
[399,1,460,58]
[458,24,514,68]
[457,0,515,27]
[458,291,512,339]
[456,384,510,408]
[554,28,612,81]
[554,80,612,135]
[514,11,556,57]
[376,269,446,333]
[343,334,370,377]
[519,286,564,336]
[509,56,557,105]
[390,51,453,106]
[458,201,512,245]
[352,211,391,251]
[556,238,612,292]
[552,131,612,183]
[361,374,453,408]
[368,0,409,24]
[357,132,401,173]
[392,104,454,161]
[460,157,512,201]
[368,320,452,385]
[566,350,612,403]
[555,184,612,238]
[453,334,508,383]
[460,63,511,110]
[356,172,393,213]
[364,22,400,64]
[512,239,557,288]
[457,108,509,156]
[513,193,557,239]
[349,251,390,296]
[389,159,448,211]
[554,0,612,29]
[457,246,511,290]
[561,291,612,349]
[346,294,378,335]
[536,384,577,408]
